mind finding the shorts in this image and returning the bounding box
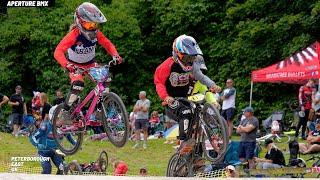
[135,119,148,130]
[238,141,256,160]
[10,113,23,125]
[221,108,235,121]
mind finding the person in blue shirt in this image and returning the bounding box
[29,93,76,174]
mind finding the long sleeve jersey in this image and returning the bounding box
[54,28,119,67]
[154,56,215,100]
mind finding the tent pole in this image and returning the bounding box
[249,81,253,107]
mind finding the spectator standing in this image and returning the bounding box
[237,107,259,169]
[132,91,150,149]
[254,139,285,169]
[221,79,236,138]
[53,89,65,106]
[296,79,316,139]
[0,93,9,115]
[8,85,26,136]
[40,93,52,121]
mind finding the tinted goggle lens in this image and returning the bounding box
[82,21,98,30]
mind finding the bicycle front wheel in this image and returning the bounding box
[101,92,129,147]
[51,104,84,155]
[201,103,229,163]
[166,153,191,177]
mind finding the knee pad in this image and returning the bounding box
[71,80,84,94]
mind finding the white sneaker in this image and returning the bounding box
[143,143,147,149]
[132,143,139,149]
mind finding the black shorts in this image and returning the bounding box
[221,108,235,121]
[135,119,148,130]
[10,113,23,125]
[239,141,256,160]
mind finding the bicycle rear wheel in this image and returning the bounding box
[101,92,129,147]
[51,104,84,155]
[201,103,229,163]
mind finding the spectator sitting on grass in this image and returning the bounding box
[139,167,148,176]
[299,119,320,154]
[225,165,237,177]
[111,157,128,176]
[254,139,285,169]
[149,111,160,135]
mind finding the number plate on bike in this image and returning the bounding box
[89,67,109,82]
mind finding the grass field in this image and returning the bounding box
[0,132,175,176]
[0,132,319,177]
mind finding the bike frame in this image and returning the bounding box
[71,82,105,124]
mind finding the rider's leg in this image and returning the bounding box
[51,151,64,175]
[64,73,84,110]
[38,150,52,174]
[165,100,192,141]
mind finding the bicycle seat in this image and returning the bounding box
[188,94,205,104]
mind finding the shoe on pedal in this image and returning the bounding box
[179,138,196,155]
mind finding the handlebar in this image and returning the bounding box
[71,59,118,75]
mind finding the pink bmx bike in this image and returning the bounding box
[51,60,129,155]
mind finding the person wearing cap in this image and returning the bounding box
[236,107,259,169]
[225,165,236,177]
[133,91,151,149]
[299,119,320,154]
[8,85,27,136]
[296,79,316,140]
[254,139,285,169]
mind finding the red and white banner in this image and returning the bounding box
[252,41,320,84]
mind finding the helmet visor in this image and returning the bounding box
[82,21,98,31]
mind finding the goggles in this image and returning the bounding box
[81,21,98,31]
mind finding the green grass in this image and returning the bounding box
[0,132,318,177]
[0,132,175,176]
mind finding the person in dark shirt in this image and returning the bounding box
[8,85,26,136]
[254,139,285,169]
[53,89,65,106]
[40,93,52,121]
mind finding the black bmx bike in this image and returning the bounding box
[166,95,229,177]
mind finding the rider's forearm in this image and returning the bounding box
[97,30,118,56]
[192,59,215,88]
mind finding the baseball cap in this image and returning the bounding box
[244,107,254,113]
[226,165,235,171]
